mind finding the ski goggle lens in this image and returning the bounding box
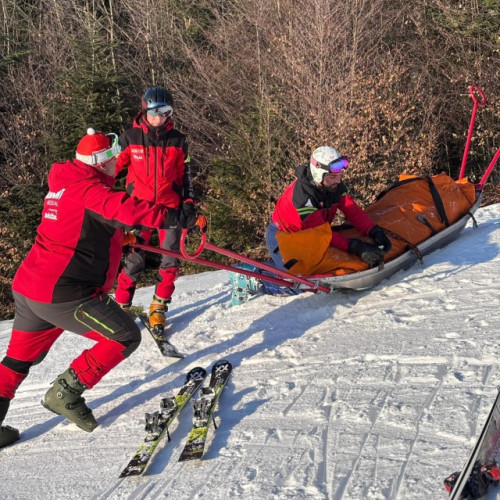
[147,104,173,118]
[311,155,349,173]
[328,157,349,172]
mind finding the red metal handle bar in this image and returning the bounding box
[204,240,330,292]
[179,228,329,291]
[131,242,330,293]
[469,85,487,107]
[459,85,487,180]
[180,228,206,259]
[477,146,500,191]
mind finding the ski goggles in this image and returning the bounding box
[85,133,121,165]
[311,155,349,173]
[146,104,173,118]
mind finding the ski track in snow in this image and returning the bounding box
[0,204,499,500]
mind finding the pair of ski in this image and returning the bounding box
[119,359,232,477]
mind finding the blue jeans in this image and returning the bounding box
[265,221,286,271]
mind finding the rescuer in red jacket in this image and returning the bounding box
[265,146,392,270]
[113,87,197,334]
[0,128,179,448]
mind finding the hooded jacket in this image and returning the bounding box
[12,159,172,303]
[271,164,374,251]
[115,112,194,208]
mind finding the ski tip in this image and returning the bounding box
[187,367,207,379]
[213,359,232,369]
[214,358,231,365]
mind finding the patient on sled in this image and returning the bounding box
[265,146,392,276]
[231,145,475,302]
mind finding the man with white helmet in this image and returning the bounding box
[265,146,392,270]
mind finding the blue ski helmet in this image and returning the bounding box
[141,87,173,111]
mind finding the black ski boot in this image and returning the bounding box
[0,397,20,449]
[41,368,98,432]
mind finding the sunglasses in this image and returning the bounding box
[147,104,173,118]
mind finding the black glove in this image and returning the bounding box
[162,208,180,229]
[179,201,198,229]
[348,238,385,266]
[369,225,392,253]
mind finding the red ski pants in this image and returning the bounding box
[114,227,180,305]
[0,292,141,400]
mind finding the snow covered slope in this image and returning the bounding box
[0,204,498,500]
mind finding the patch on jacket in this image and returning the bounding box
[130,146,145,160]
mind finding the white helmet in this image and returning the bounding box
[309,146,348,185]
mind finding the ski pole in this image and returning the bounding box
[459,85,487,180]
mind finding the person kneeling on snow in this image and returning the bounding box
[0,128,179,449]
[265,146,392,270]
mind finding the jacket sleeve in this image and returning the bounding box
[181,141,195,202]
[114,132,131,178]
[338,194,375,235]
[330,231,350,251]
[81,180,174,230]
[328,194,375,251]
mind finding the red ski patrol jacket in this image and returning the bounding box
[271,164,374,251]
[115,112,194,209]
[12,159,172,304]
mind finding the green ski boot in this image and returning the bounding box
[41,368,98,432]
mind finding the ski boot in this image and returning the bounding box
[117,301,133,316]
[0,397,19,449]
[0,425,19,449]
[229,263,262,306]
[41,368,98,432]
[148,295,171,339]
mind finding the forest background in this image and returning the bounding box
[0,0,499,319]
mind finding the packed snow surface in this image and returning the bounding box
[0,204,499,500]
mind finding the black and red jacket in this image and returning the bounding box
[13,159,171,303]
[115,112,194,208]
[271,164,374,251]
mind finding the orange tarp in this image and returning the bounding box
[276,174,476,276]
